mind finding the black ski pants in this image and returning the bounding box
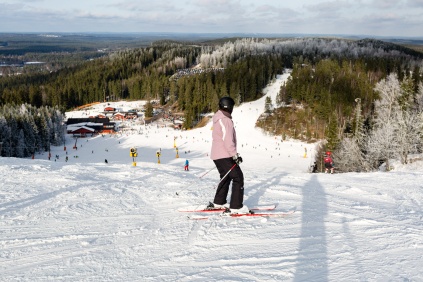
[213,157,244,209]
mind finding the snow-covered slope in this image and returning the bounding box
[1,74,423,281]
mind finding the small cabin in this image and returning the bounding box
[114,113,125,120]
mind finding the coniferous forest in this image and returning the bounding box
[1,37,423,165]
[0,104,64,157]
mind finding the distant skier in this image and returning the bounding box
[185,160,189,171]
[311,161,317,173]
[209,97,248,215]
[324,152,334,174]
[105,159,108,164]
[304,147,307,158]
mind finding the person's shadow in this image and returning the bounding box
[293,174,328,281]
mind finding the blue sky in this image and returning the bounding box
[1,0,423,37]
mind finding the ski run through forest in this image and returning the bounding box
[1,74,423,281]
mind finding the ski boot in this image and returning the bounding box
[221,205,252,216]
[206,202,229,210]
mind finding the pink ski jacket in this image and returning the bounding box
[210,110,237,160]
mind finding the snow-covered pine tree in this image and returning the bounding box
[8,116,19,157]
[39,111,49,152]
[52,108,64,146]
[0,116,11,157]
[29,113,40,154]
[15,129,26,158]
[22,114,35,157]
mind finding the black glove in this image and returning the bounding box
[232,153,243,165]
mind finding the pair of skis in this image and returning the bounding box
[179,204,295,220]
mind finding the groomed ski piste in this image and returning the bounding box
[1,74,423,281]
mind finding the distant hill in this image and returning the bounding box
[356,38,423,59]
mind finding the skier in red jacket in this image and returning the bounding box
[324,152,334,174]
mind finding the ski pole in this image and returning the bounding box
[192,163,237,212]
[176,167,216,196]
[212,164,236,190]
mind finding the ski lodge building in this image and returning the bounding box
[66,118,116,137]
[98,107,139,120]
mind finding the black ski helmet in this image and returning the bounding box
[218,97,235,113]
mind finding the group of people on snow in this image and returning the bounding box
[311,152,334,173]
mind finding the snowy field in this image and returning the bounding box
[1,74,423,281]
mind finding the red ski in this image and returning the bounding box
[187,210,295,220]
[179,204,276,213]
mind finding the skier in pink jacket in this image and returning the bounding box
[208,97,249,215]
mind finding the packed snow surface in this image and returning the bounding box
[1,74,423,281]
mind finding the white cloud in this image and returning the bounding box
[372,0,400,9]
[0,2,24,11]
[305,0,351,12]
[0,0,421,37]
[407,0,423,7]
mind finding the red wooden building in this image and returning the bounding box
[114,113,125,120]
[67,126,95,137]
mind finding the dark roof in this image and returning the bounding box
[66,118,111,125]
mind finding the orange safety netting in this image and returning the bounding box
[74,102,101,110]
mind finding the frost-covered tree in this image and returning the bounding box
[366,122,397,171]
[365,73,401,170]
[0,103,65,158]
[15,129,26,158]
[0,116,11,157]
[334,136,368,172]
[198,38,421,69]
[336,73,423,172]
[394,110,422,164]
